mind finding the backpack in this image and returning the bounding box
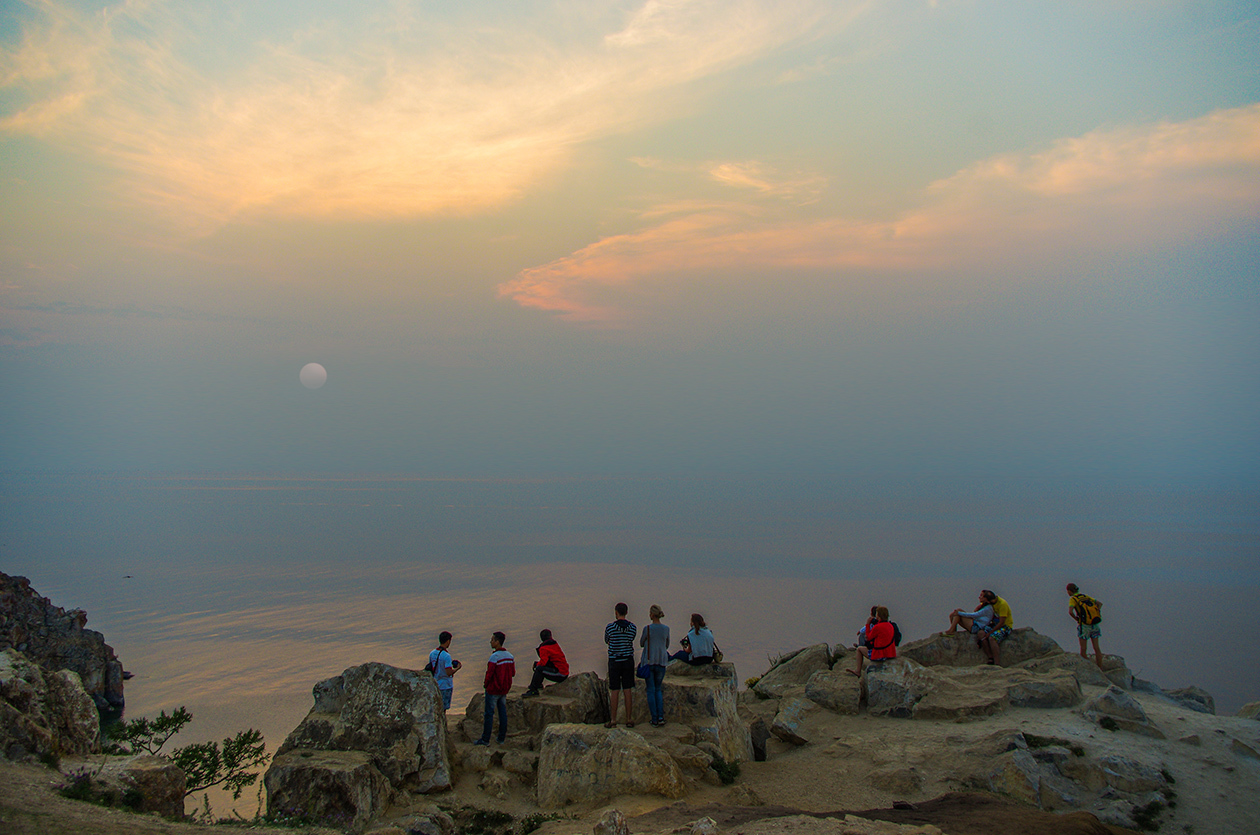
[891,621,902,646]
[424,648,443,674]
[1072,594,1102,625]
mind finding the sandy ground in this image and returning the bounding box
[3,682,1258,835]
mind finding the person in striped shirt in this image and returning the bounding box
[604,602,637,727]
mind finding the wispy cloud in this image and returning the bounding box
[0,0,865,232]
[498,104,1260,323]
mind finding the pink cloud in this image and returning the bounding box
[499,105,1260,324]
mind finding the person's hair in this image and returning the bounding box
[870,605,878,617]
[981,589,996,603]
[649,604,664,619]
[691,613,706,629]
[539,628,552,641]
[1066,583,1079,593]
[615,602,628,616]
[875,606,889,621]
[438,631,452,645]
[492,631,506,645]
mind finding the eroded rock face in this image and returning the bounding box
[267,662,451,830]
[770,697,814,745]
[661,662,753,764]
[1080,686,1164,739]
[461,671,607,745]
[536,724,687,808]
[0,648,100,759]
[0,573,125,711]
[1164,685,1214,715]
[753,644,832,698]
[1238,701,1260,720]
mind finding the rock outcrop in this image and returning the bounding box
[1079,686,1164,738]
[0,573,125,711]
[95,753,187,818]
[461,671,607,745]
[862,658,1082,720]
[898,628,1060,669]
[536,724,687,808]
[1,648,100,760]
[753,644,832,698]
[266,662,452,830]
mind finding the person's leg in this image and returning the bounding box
[649,666,666,723]
[623,689,633,726]
[607,684,620,725]
[495,694,507,743]
[1091,636,1103,669]
[542,667,566,685]
[1078,635,1089,660]
[847,647,869,675]
[527,666,546,693]
[989,636,1001,666]
[477,693,493,743]
[441,687,453,711]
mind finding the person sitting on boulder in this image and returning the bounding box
[669,613,717,665]
[848,606,896,676]
[946,591,996,636]
[523,628,568,697]
[974,590,1008,665]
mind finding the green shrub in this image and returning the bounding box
[710,755,740,785]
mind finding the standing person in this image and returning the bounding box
[604,602,637,728]
[639,605,670,727]
[848,606,897,675]
[428,631,462,710]
[473,632,515,746]
[1066,583,1104,669]
[523,629,568,697]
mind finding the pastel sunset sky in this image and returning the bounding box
[2,0,1257,481]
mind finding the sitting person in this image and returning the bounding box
[854,605,879,649]
[669,614,717,665]
[847,606,896,675]
[522,628,568,697]
[974,590,1009,664]
[946,591,997,636]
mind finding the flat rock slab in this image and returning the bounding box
[536,723,687,808]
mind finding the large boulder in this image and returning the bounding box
[804,669,861,714]
[265,750,393,831]
[660,662,753,764]
[267,662,452,829]
[864,658,1082,720]
[1164,686,1214,715]
[0,648,100,759]
[96,754,186,818]
[898,628,1061,669]
[1014,653,1113,688]
[770,697,814,745]
[0,573,125,711]
[753,644,832,698]
[1237,702,1260,720]
[535,724,687,808]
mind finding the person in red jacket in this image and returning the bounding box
[523,629,569,697]
[847,606,896,676]
[474,631,516,746]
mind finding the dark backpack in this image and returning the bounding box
[424,649,442,674]
[891,621,903,646]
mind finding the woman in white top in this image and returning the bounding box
[639,604,670,726]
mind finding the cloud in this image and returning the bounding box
[498,104,1260,323]
[0,0,865,232]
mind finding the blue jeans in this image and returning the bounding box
[645,665,666,723]
[439,686,453,711]
[479,693,507,743]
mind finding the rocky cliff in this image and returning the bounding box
[0,573,125,711]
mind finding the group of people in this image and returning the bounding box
[428,582,1105,745]
[427,602,720,745]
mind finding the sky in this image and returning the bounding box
[1,0,1257,483]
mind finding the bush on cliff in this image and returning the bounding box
[104,705,267,799]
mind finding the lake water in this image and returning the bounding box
[3,473,1257,814]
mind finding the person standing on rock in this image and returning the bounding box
[523,628,568,697]
[604,602,637,728]
[848,606,896,676]
[474,631,515,746]
[1067,583,1104,670]
[428,631,462,710]
[640,604,670,726]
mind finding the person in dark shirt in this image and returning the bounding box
[604,602,637,727]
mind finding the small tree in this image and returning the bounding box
[104,707,268,798]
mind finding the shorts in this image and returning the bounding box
[1078,623,1102,641]
[989,626,1011,644]
[607,657,636,690]
[438,686,453,710]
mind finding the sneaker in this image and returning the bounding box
[473,739,489,746]
[522,690,539,698]
[496,738,506,745]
